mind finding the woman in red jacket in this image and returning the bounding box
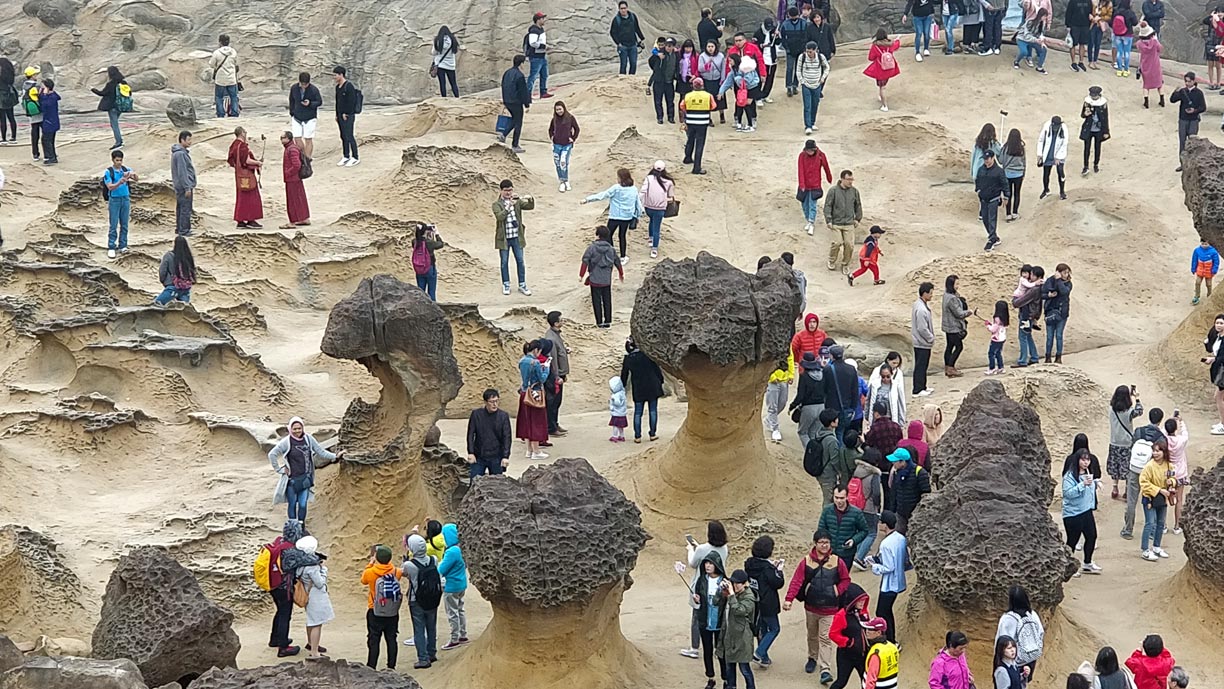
[791,312,828,362]
[798,139,832,234]
[863,29,901,112]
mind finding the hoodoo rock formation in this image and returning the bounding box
[90,547,239,688]
[455,458,650,689]
[1181,137,1224,249]
[1182,457,1224,589]
[319,275,463,560]
[0,526,84,638]
[628,253,801,514]
[190,658,421,689]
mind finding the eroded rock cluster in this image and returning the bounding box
[190,658,421,689]
[911,380,1078,612]
[1182,456,1224,588]
[1182,137,1224,249]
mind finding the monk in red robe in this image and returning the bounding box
[227,126,264,228]
[279,131,310,228]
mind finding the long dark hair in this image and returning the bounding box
[945,630,969,650]
[425,520,443,541]
[648,166,675,184]
[681,38,696,55]
[1006,585,1032,616]
[1063,433,1095,477]
[993,635,1017,669]
[1004,128,1025,157]
[172,235,197,281]
[413,223,433,247]
[107,65,124,83]
[1062,448,1091,479]
[1109,385,1133,413]
[434,26,459,52]
[975,123,997,153]
[707,520,728,547]
[993,300,1010,327]
[0,58,14,86]
[944,274,959,294]
[1095,646,1120,675]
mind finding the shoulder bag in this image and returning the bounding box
[523,383,546,408]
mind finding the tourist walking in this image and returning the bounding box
[0,58,17,144]
[91,66,127,149]
[210,34,241,117]
[291,536,334,659]
[790,352,827,446]
[171,130,196,236]
[280,131,310,229]
[334,65,360,165]
[431,27,461,97]
[995,586,1044,676]
[611,2,646,75]
[783,530,850,683]
[1064,447,1102,574]
[516,340,550,459]
[621,337,665,442]
[103,150,137,258]
[824,170,863,272]
[693,551,729,688]
[362,545,403,669]
[155,235,197,306]
[289,72,322,159]
[437,523,468,650]
[1108,384,1144,526]
[971,123,1001,180]
[827,583,873,689]
[868,353,907,426]
[680,77,714,175]
[975,149,1007,250]
[37,79,60,165]
[1080,86,1110,174]
[1171,72,1206,171]
[744,535,785,667]
[1137,438,1175,560]
[912,282,936,396]
[942,275,973,376]
[862,619,899,688]
[698,40,728,124]
[791,312,829,362]
[20,66,42,161]
[1037,117,1068,199]
[887,446,932,524]
[227,126,264,228]
[754,19,781,103]
[542,311,570,435]
[1137,26,1165,109]
[524,12,553,99]
[863,30,901,111]
[498,56,531,153]
[866,511,905,643]
[640,161,675,259]
[268,416,341,524]
[765,353,795,442]
[798,138,832,234]
[807,11,837,60]
[718,53,761,131]
[929,631,975,689]
[579,226,625,327]
[411,223,443,300]
[682,521,730,660]
[583,168,644,263]
[1042,263,1072,362]
[493,179,533,296]
[1204,314,1224,434]
[903,0,938,60]
[549,101,579,191]
[796,42,830,134]
[466,389,512,478]
[718,570,759,689]
[780,7,810,95]
[848,225,886,286]
[649,38,680,124]
[818,487,870,566]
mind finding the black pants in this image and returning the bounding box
[505,102,524,147]
[1041,162,1065,193]
[980,198,999,243]
[913,347,931,394]
[437,68,459,97]
[0,108,15,140]
[608,218,632,258]
[1064,510,1097,563]
[735,101,757,126]
[337,116,358,159]
[684,124,708,171]
[30,123,41,158]
[652,82,676,122]
[700,629,726,680]
[829,647,866,689]
[1082,134,1103,169]
[269,587,293,648]
[1006,176,1023,215]
[964,22,981,46]
[944,332,965,367]
[876,590,899,643]
[546,381,564,431]
[366,609,399,669]
[761,63,776,98]
[42,129,57,161]
[590,284,612,325]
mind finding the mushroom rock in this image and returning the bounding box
[628,253,801,514]
[1182,456,1224,590]
[91,547,239,688]
[453,458,650,689]
[1182,136,1224,249]
[319,275,462,561]
[190,657,421,689]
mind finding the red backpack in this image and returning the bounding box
[411,241,433,275]
[1111,14,1127,35]
[846,476,866,509]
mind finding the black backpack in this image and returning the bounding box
[353,87,364,114]
[414,556,443,611]
[298,153,313,180]
[803,436,827,478]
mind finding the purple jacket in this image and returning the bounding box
[928,649,973,689]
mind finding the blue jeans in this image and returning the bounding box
[499,236,526,288]
[552,143,572,182]
[108,108,122,146]
[107,196,130,250]
[834,408,854,445]
[633,398,659,439]
[469,457,506,478]
[645,207,664,249]
[1089,24,1103,63]
[943,14,960,52]
[785,55,799,90]
[1017,40,1048,67]
[154,287,191,305]
[527,56,549,97]
[617,45,638,75]
[410,602,438,663]
[1044,317,1066,356]
[1017,327,1039,364]
[913,15,933,53]
[415,265,437,301]
[801,83,823,129]
[988,340,1004,370]
[1114,35,1133,70]
[754,614,781,662]
[801,193,820,222]
[214,84,240,117]
[1141,499,1166,551]
[855,512,880,561]
[285,475,311,522]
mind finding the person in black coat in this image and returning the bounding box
[744,535,786,666]
[610,2,646,74]
[620,337,665,442]
[885,447,931,522]
[91,65,126,150]
[822,345,859,444]
[698,8,724,53]
[974,150,1008,251]
[805,12,837,59]
[1079,86,1109,175]
[499,55,531,151]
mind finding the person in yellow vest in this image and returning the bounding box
[863,617,899,689]
[679,77,714,175]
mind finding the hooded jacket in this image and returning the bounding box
[868,364,907,427]
[743,556,785,617]
[769,352,796,385]
[693,551,728,628]
[717,584,758,664]
[1038,118,1069,163]
[1080,95,1110,139]
[437,523,467,593]
[267,519,305,590]
[580,238,624,287]
[896,420,930,468]
[811,426,843,483]
[209,45,240,86]
[791,313,828,362]
[361,560,403,609]
[929,647,973,689]
[828,583,872,654]
[609,376,628,417]
[425,528,447,562]
[170,143,196,192]
[403,534,435,603]
[1125,648,1175,689]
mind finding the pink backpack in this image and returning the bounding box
[879,49,896,72]
[411,241,433,275]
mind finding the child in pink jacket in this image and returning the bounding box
[929,631,974,689]
[1162,414,1189,532]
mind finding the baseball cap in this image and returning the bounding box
[886,448,912,464]
[653,160,667,171]
[533,11,547,20]
[729,569,750,584]
[983,149,996,158]
[864,617,888,632]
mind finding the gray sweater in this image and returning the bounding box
[581,239,623,287]
[911,298,935,348]
[1108,401,1144,448]
[170,143,196,192]
[941,291,970,335]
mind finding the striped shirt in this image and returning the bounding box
[682,90,714,126]
[797,52,830,89]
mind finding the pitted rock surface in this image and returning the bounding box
[0,526,84,636]
[0,656,146,689]
[462,458,649,607]
[910,380,1077,612]
[166,97,198,129]
[1182,137,1224,249]
[190,657,421,689]
[91,547,239,688]
[1183,456,1224,587]
[0,635,22,674]
[630,253,800,372]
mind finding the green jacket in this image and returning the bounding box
[717,586,758,664]
[814,427,842,484]
[817,504,869,563]
[492,195,535,250]
[823,184,862,226]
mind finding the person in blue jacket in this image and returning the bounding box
[582,167,644,263]
[437,523,469,650]
[1191,238,1220,305]
[1062,448,1101,575]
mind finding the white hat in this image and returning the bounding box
[296,536,318,554]
[653,160,667,171]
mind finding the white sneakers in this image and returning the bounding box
[564,181,571,191]
[915,53,923,62]
[107,249,116,259]
[805,127,813,135]
[337,157,350,166]
[1141,550,1159,561]
[771,430,782,442]
[679,648,700,659]
[559,182,566,192]
[1212,423,1224,435]
[502,285,511,295]
[650,248,658,258]
[923,49,931,56]
[805,222,814,235]
[880,105,889,112]
[916,388,934,397]
[530,451,549,460]
[519,285,532,296]
[346,158,360,167]
[1082,562,1102,574]
[621,256,630,265]
[1153,547,1169,558]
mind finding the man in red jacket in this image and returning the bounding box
[798,139,832,234]
[727,32,767,78]
[790,312,828,363]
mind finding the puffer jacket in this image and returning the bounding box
[929,648,974,689]
[790,313,827,362]
[609,376,628,417]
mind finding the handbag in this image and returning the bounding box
[237,168,256,191]
[523,383,546,408]
[664,199,681,218]
[495,113,512,135]
[292,577,311,607]
[630,217,639,229]
[430,64,438,78]
[791,406,802,423]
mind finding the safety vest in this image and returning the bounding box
[867,641,899,689]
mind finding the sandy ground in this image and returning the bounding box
[2,36,1223,688]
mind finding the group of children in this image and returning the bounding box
[16,66,62,164]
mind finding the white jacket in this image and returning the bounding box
[867,363,907,429]
[210,46,239,86]
[1037,119,1068,163]
[609,376,628,417]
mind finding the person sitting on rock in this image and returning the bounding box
[783,529,850,683]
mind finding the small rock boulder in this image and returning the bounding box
[21,0,77,27]
[126,70,168,92]
[166,97,197,129]
[91,547,240,688]
[191,657,421,688]
[0,635,22,673]
[0,656,147,689]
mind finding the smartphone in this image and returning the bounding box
[685,534,697,547]
[1174,409,1180,417]
[1130,385,1137,395]
[368,544,378,557]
